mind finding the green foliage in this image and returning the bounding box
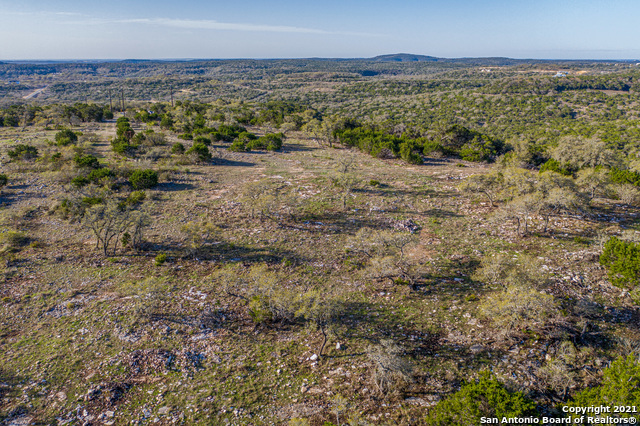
[73,168,115,188]
[600,237,640,289]
[539,158,572,176]
[0,174,7,188]
[70,176,90,188]
[171,142,185,154]
[213,124,247,142]
[154,253,167,266]
[425,372,538,425]
[129,169,158,190]
[87,168,114,183]
[228,139,248,152]
[186,142,212,162]
[82,196,103,206]
[193,135,211,145]
[125,190,146,206]
[247,133,284,151]
[610,167,640,187]
[337,124,502,163]
[551,136,618,170]
[116,117,134,141]
[111,140,137,156]
[8,144,38,161]
[459,134,503,162]
[399,142,423,164]
[567,355,640,418]
[74,154,100,169]
[54,128,78,146]
[62,103,105,122]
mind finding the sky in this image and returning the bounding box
[1,0,639,60]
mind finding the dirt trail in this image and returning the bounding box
[23,86,47,99]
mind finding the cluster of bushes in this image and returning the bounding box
[70,152,158,190]
[71,154,115,188]
[8,144,39,161]
[111,117,144,156]
[179,123,247,142]
[62,103,111,123]
[335,123,504,164]
[426,372,537,424]
[228,132,284,152]
[185,143,211,162]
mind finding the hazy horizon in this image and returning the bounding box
[2,0,640,61]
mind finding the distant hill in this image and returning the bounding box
[370,54,440,62]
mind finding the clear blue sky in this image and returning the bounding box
[1,0,639,60]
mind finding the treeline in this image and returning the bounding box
[334,122,505,163]
[0,102,111,127]
[483,73,639,95]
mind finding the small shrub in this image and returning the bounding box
[8,144,38,161]
[111,140,136,156]
[54,128,78,146]
[193,135,211,145]
[399,142,423,164]
[74,154,100,169]
[479,284,559,338]
[71,176,90,188]
[600,237,640,288]
[186,143,211,162]
[369,179,381,187]
[154,253,167,266]
[87,168,114,183]
[129,169,158,190]
[228,140,248,152]
[0,174,7,188]
[366,339,414,394]
[171,142,185,154]
[125,190,146,206]
[82,196,103,206]
[145,132,166,146]
[248,296,273,323]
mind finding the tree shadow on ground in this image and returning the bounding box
[281,142,317,153]
[212,158,256,167]
[0,368,26,424]
[155,182,196,192]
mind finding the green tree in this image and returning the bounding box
[567,355,640,419]
[425,372,538,425]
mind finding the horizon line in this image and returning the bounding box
[2,55,640,63]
